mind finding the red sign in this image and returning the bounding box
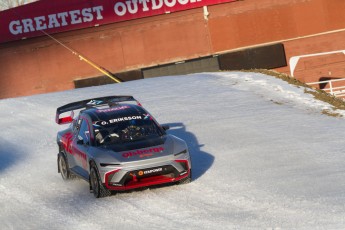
[0,0,236,43]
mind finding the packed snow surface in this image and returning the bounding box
[1,72,345,229]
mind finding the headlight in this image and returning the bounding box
[100,163,121,167]
[174,149,187,156]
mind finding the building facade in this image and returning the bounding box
[0,0,344,99]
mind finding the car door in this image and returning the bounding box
[70,117,91,179]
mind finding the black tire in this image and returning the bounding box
[89,164,111,198]
[58,152,74,180]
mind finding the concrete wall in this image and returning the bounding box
[1,0,345,98]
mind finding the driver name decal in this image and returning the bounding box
[94,115,142,126]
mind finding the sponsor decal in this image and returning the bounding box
[122,146,164,158]
[143,168,163,175]
[61,132,73,154]
[143,113,152,120]
[9,6,104,36]
[180,171,187,176]
[96,105,130,113]
[74,148,88,169]
[111,183,123,187]
[138,167,163,176]
[114,0,202,17]
[87,99,104,106]
[139,153,153,158]
[1,0,237,43]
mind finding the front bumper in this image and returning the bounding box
[103,159,191,191]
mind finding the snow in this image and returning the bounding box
[1,71,345,229]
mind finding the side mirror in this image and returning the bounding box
[162,125,170,131]
[77,139,84,145]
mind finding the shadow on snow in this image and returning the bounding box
[165,122,214,181]
[0,138,23,173]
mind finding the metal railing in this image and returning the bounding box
[289,49,345,98]
[289,50,345,78]
[307,78,345,98]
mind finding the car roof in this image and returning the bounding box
[81,103,147,122]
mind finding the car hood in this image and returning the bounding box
[104,135,166,152]
[92,135,186,163]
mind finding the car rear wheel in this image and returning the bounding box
[58,152,73,180]
[90,165,111,198]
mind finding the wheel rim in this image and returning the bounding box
[59,156,68,180]
[91,169,99,196]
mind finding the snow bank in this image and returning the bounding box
[1,72,345,229]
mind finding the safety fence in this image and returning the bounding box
[307,78,345,98]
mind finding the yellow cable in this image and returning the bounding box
[41,30,122,83]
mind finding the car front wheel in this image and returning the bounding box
[90,164,111,198]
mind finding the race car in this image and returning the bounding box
[55,96,191,198]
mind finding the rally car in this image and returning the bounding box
[56,96,191,198]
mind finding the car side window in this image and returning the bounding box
[71,118,78,134]
[78,119,90,145]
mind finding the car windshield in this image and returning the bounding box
[93,118,163,146]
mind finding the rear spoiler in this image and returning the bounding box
[55,95,141,124]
